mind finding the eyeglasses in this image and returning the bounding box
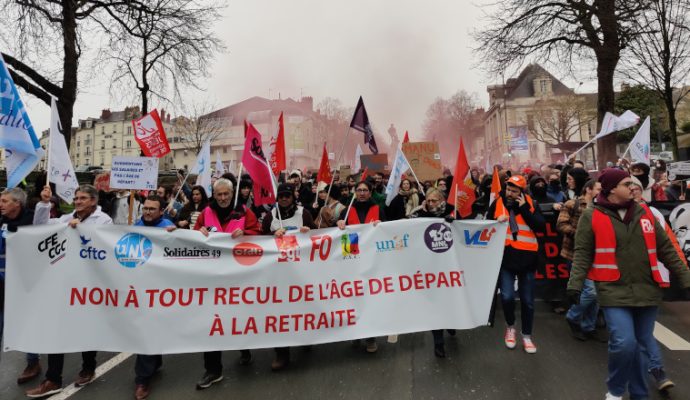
[356,188,370,193]
[427,198,441,203]
[142,207,160,212]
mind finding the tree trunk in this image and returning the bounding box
[595,55,618,169]
[60,0,79,149]
[664,91,679,161]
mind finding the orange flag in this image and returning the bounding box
[317,143,333,184]
[269,112,286,175]
[360,167,369,182]
[447,138,476,218]
[489,166,501,206]
[403,131,410,143]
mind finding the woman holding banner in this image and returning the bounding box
[408,187,458,357]
[337,179,386,353]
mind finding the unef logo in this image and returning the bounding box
[310,235,333,261]
[114,233,152,268]
[341,233,360,259]
[463,227,496,247]
[275,235,300,262]
[38,233,67,265]
[232,242,263,266]
[375,234,410,252]
[424,223,454,253]
[79,235,107,260]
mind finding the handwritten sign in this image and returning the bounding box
[110,156,159,190]
[402,142,442,181]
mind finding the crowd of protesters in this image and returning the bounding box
[1,157,690,400]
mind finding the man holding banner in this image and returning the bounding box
[27,185,112,398]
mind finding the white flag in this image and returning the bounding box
[354,144,363,172]
[594,110,640,140]
[48,98,78,203]
[214,150,225,178]
[192,140,212,197]
[385,147,411,206]
[629,116,651,165]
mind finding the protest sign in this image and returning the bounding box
[402,142,442,182]
[109,156,159,190]
[360,154,388,172]
[5,219,505,354]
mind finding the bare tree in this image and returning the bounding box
[172,102,225,154]
[621,0,690,160]
[423,91,481,166]
[528,94,596,145]
[474,1,652,168]
[100,0,225,114]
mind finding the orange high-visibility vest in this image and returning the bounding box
[347,204,379,225]
[494,196,539,252]
[588,204,669,287]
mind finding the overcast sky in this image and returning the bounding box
[23,0,598,142]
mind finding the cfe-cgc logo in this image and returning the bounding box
[114,233,152,268]
[463,227,497,247]
[375,233,410,253]
[79,235,107,261]
[38,233,67,265]
[275,235,300,262]
[424,223,454,253]
[232,242,263,266]
[341,233,360,259]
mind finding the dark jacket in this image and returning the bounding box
[568,203,690,307]
[487,194,546,272]
[0,207,34,280]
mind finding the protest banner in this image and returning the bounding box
[110,156,159,190]
[360,154,388,172]
[5,219,505,354]
[402,141,442,182]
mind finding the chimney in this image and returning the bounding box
[301,96,314,111]
[160,109,166,121]
[100,109,112,120]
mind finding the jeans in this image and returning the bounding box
[602,306,658,400]
[499,269,535,335]
[135,354,162,385]
[46,352,97,386]
[566,279,599,332]
[641,338,663,371]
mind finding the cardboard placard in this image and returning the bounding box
[360,154,388,173]
[339,165,352,181]
[402,142,442,181]
[110,156,159,190]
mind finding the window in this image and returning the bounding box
[540,80,549,94]
[85,159,90,165]
[113,139,117,148]
[529,142,539,159]
[223,146,227,153]
[101,126,105,134]
[85,147,91,156]
[126,140,132,148]
[101,140,105,150]
[526,114,535,132]
[127,126,132,135]
[77,140,80,147]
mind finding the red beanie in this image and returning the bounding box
[598,168,630,195]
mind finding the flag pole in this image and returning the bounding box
[260,157,283,229]
[342,190,357,225]
[233,162,243,208]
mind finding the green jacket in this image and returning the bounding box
[568,203,690,307]
[371,191,386,208]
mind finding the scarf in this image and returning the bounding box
[399,189,420,216]
[595,193,636,224]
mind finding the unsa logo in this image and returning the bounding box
[463,227,496,247]
[341,233,360,258]
[232,242,263,266]
[424,223,454,253]
[114,233,152,268]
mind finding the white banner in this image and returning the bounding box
[4,219,505,354]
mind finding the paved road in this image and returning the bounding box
[1,302,688,400]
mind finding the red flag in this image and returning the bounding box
[489,166,501,206]
[447,138,476,218]
[132,109,170,158]
[360,167,369,182]
[403,131,410,143]
[269,112,286,175]
[317,144,333,184]
[242,122,277,206]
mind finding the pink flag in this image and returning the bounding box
[242,122,277,206]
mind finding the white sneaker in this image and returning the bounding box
[504,327,517,349]
[604,393,622,400]
[522,337,537,354]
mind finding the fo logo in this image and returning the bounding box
[114,233,152,268]
[463,227,497,247]
[341,233,360,259]
[424,223,454,253]
[232,242,263,266]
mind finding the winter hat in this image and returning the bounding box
[598,168,630,195]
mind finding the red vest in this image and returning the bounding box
[493,196,538,252]
[589,204,669,287]
[347,204,379,225]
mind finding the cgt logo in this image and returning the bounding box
[341,233,360,259]
[463,227,497,247]
[38,233,67,265]
[275,235,300,262]
[232,242,263,266]
[79,235,107,261]
[114,233,152,268]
